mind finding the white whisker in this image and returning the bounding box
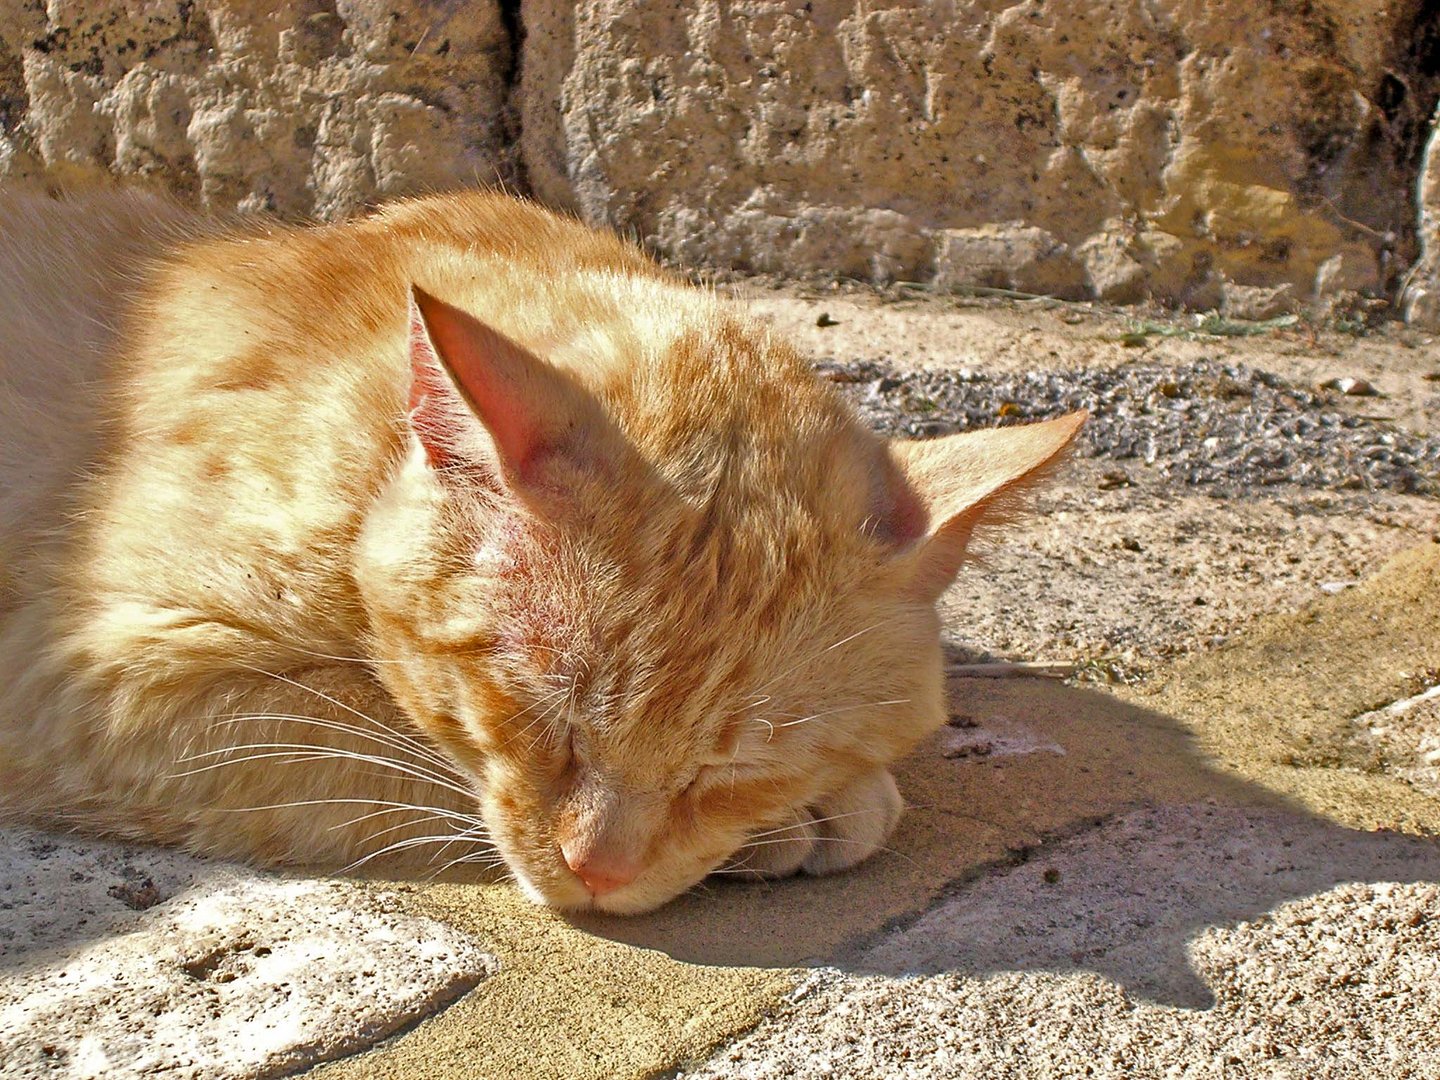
[177,739,463,791]
[172,743,477,800]
[270,641,410,666]
[512,695,570,752]
[230,661,437,755]
[774,698,911,729]
[504,686,573,747]
[427,847,510,879]
[748,619,896,698]
[339,807,478,839]
[340,829,494,874]
[208,711,459,774]
[214,796,482,826]
[743,807,881,840]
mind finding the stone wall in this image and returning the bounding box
[0,1,514,218]
[4,1,1440,319]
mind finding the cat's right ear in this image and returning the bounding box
[886,412,1086,599]
[407,286,598,500]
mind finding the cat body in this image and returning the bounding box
[0,188,1081,913]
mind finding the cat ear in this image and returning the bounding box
[886,412,1087,598]
[407,285,594,495]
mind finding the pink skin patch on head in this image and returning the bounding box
[480,513,583,676]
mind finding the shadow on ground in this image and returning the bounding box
[574,675,1440,1009]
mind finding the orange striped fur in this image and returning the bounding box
[0,188,1081,912]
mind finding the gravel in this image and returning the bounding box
[817,357,1440,497]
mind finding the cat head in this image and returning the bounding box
[355,283,1083,914]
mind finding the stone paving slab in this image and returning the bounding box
[0,831,494,1080]
[715,815,1440,1079]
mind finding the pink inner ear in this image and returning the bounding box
[407,286,557,483]
[868,457,929,548]
[408,302,469,471]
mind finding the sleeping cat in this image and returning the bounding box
[0,187,1082,914]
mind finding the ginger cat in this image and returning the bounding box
[0,188,1082,914]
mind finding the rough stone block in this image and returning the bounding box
[0,828,493,1080]
[0,2,514,218]
[520,1,1436,304]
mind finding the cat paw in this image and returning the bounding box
[722,816,819,880]
[722,769,902,880]
[799,768,903,876]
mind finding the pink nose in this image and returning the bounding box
[560,841,640,897]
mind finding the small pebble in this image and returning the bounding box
[1319,581,1357,595]
[943,741,994,759]
[1321,376,1379,397]
[1098,470,1132,491]
[816,311,839,327]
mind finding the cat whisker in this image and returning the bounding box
[351,816,479,858]
[340,829,496,874]
[207,711,460,775]
[221,662,477,774]
[747,618,896,698]
[737,833,883,850]
[711,836,922,874]
[231,661,439,755]
[742,807,878,840]
[341,808,479,844]
[427,847,509,880]
[503,686,574,749]
[728,693,773,718]
[516,697,572,754]
[172,743,478,800]
[210,794,496,873]
[773,698,911,729]
[215,796,482,827]
[270,641,411,666]
[177,738,464,791]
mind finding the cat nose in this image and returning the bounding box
[560,840,639,896]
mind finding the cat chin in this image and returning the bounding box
[512,871,586,910]
[509,859,713,915]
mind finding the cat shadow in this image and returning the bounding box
[571,676,1440,1009]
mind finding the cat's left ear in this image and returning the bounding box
[407,285,600,500]
[885,412,1087,598]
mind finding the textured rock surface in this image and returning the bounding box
[0,828,494,1080]
[681,807,1440,1078]
[521,1,1440,306]
[1405,100,1440,328]
[3,2,1440,310]
[0,1,513,218]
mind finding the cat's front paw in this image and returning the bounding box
[723,769,903,880]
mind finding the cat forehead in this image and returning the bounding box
[419,255,717,372]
